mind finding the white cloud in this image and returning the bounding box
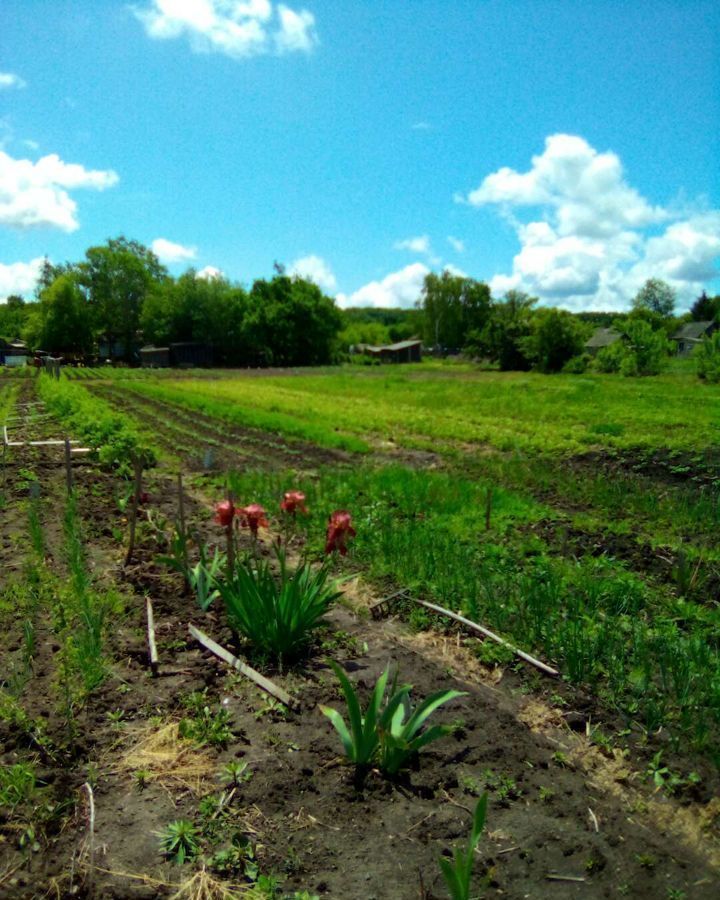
[336,263,429,309]
[196,265,224,280]
[461,134,720,311]
[0,257,44,300]
[394,234,431,255]
[447,236,465,253]
[288,254,337,292]
[135,0,318,58]
[151,237,197,263]
[0,150,118,232]
[0,72,26,90]
[411,121,431,131]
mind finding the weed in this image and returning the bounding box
[220,760,252,787]
[180,691,233,747]
[157,820,200,864]
[438,793,488,900]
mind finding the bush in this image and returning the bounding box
[594,341,625,373]
[697,332,720,383]
[562,354,590,374]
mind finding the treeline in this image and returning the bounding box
[1,235,719,375]
[419,271,720,375]
[2,238,341,366]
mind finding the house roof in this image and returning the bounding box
[671,321,716,341]
[585,327,622,349]
[383,340,422,351]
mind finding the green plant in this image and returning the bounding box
[0,763,37,809]
[220,550,343,662]
[180,691,233,747]
[157,819,200,864]
[220,760,253,787]
[320,660,465,775]
[438,793,488,900]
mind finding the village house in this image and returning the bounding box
[670,321,719,356]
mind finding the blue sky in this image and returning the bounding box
[1,0,719,311]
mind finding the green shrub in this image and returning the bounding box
[562,353,590,374]
[697,332,720,384]
[594,341,625,373]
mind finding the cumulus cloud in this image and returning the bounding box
[394,234,431,255]
[461,134,720,310]
[151,237,197,263]
[135,0,318,59]
[336,263,429,309]
[196,265,224,280]
[0,257,45,300]
[0,72,26,90]
[447,236,465,254]
[288,254,337,292]
[0,150,118,232]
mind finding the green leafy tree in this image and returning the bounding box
[521,308,587,373]
[690,291,720,322]
[36,274,94,354]
[632,278,676,317]
[421,271,492,350]
[248,273,342,366]
[479,290,537,370]
[77,237,168,360]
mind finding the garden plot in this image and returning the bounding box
[1,371,719,899]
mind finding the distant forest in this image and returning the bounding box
[1,236,718,373]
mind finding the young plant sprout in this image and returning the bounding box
[325,510,356,556]
[439,793,488,900]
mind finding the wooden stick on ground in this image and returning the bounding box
[146,597,159,676]
[188,624,298,710]
[82,782,95,896]
[64,437,73,495]
[408,595,559,678]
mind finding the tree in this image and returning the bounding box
[248,273,342,366]
[36,274,94,354]
[421,271,491,351]
[479,290,537,370]
[620,319,669,376]
[632,278,676,317]
[690,291,720,322]
[77,237,168,360]
[521,308,587,373]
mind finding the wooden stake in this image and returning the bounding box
[82,782,95,896]
[188,624,298,709]
[124,456,143,567]
[404,593,559,678]
[146,597,159,676]
[64,437,73,495]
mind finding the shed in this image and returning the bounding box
[2,339,29,367]
[170,342,213,368]
[357,339,422,363]
[584,328,623,356]
[140,345,171,368]
[670,321,719,356]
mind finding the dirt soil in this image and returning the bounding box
[1,377,719,899]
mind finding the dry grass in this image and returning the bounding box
[120,721,216,793]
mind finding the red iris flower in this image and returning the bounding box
[280,490,308,516]
[325,510,356,556]
[238,503,269,537]
[214,500,235,528]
